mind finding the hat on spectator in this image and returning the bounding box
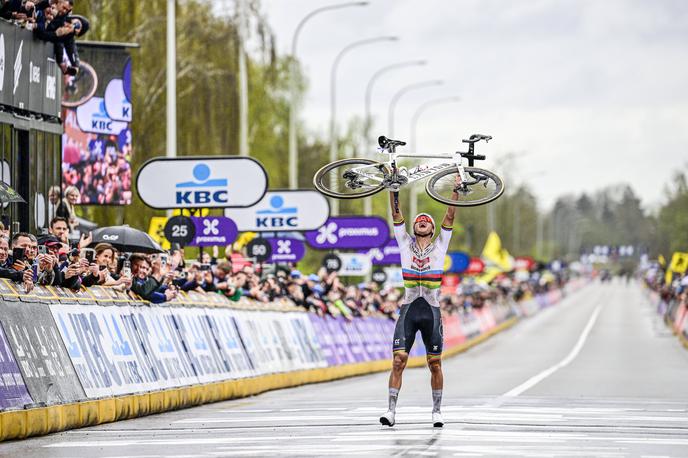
[290,270,302,279]
[37,234,62,247]
[307,273,320,282]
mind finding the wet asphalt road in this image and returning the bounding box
[3,280,688,457]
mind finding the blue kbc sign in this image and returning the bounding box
[255,195,298,228]
[175,164,229,205]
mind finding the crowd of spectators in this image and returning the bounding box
[1,0,88,75]
[644,264,688,321]
[0,216,570,322]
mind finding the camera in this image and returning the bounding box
[69,248,80,258]
[200,264,211,272]
[38,245,48,255]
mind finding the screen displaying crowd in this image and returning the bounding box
[0,216,571,322]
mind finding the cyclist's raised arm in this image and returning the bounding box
[390,191,404,225]
[441,175,461,229]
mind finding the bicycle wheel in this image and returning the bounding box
[62,61,99,108]
[426,166,504,207]
[313,158,386,199]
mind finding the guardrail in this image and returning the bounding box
[0,278,587,441]
[645,288,688,349]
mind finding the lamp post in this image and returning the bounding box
[289,1,369,189]
[166,0,176,159]
[361,59,426,215]
[387,80,443,138]
[408,96,460,218]
[329,36,398,215]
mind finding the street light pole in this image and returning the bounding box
[408,96,460,218]
[237,0,249,156]
[364,60,426,150]
[289,1,369,190]
[166,0,176,159]
[361,59,426,216]
[387,80,443,138]
[329,36,398,216]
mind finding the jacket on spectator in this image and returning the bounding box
[131,276,168,304]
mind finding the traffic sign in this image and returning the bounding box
[372,269,387,284]
[163,216,196,246]
[246,238,272,263]
[322,253,342,273]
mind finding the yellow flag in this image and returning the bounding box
[665,251,688,284]
[481,231,513,271]
[148,217,171,250]
[658,254,666,267]
[668,252,688,274]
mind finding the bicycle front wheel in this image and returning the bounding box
[313,158,386,199]
[426,166,504,207]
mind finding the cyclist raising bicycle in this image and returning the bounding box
[380,178,459,428]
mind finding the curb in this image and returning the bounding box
[0,316,519,442]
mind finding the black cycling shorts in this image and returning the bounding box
[392,297,443,358]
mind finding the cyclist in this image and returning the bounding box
[380,181,458,428]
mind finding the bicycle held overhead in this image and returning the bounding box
[313,134,504,207]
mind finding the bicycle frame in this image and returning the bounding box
[349,149,469,191]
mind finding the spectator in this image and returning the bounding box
[81,243,131,290]
[1,0,36,22]
[34,0,89,75]
[7,232,35,292]
[55,185,80,231]
[130,254,177,304]
[48,216,70,245]
[0,236,10,268]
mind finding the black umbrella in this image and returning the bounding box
[0,181,25,204]
[90,225,163,254]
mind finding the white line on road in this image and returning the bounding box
[502,304,602,398]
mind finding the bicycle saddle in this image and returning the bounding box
[378,136,406,149]
[462,134,492,144]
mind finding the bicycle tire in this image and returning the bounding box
[425,166,504,207]
[313,158,386,199]
[62,61,99,108]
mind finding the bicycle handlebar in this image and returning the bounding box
[462,134,492,144]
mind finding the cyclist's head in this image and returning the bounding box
[413,213,435,238]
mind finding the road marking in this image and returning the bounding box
[502,304,602,398]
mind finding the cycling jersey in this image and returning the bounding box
[393,219,452,308]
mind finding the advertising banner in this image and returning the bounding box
[338,253,373,276]
[50,304,158,398]
[0,323,32,409]
[359,239,401,265]
[0,301,85,404]
[267,238,306,263]
[189,216,239,247]
[62,44,133,205]
[204,309,255,379]
[446,252,471,273]
[170,308,229,383]
[137,157,268,209]
[145,309,199,386]
[384,267,404,288]
[225,190,329,232]
[305,216,389,250]
[308,314,339,366]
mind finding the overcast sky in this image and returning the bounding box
[257,0,688,209]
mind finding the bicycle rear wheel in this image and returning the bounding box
[426,166,504,207]
[313,158,386,199]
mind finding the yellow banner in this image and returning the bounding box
[148,216,171,250]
